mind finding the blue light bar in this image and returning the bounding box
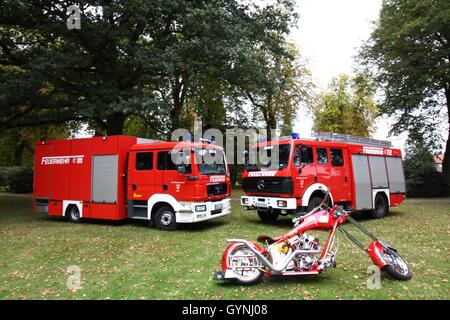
[291,133,300,139]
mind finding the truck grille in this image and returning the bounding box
[207,183,228,196]
[242,177,294,194]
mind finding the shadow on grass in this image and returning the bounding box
[36,214,229,232]
[215,273,325,288]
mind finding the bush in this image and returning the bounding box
[406,171,450,198]
[0,166,34,193]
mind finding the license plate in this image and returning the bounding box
[256,202,268,208]
[215,203,223,210]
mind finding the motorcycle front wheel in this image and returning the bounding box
[227,244,264,285]
[381,247,412,281]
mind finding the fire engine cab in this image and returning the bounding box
[33,135,231,230]
[241,132,406,222]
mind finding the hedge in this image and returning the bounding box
[0,166,34,194]
[406,171,450,198]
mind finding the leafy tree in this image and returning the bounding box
[0,125,70,166]
[312,73,378,136]
[0,0,298,136]
[403,132,449,197]
[245,43,313,140]
[358,0,450,184]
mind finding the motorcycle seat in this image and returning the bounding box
[256,235,281,244]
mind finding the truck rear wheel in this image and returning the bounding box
[154,206,178,231]
[67,205,82,223]
[372,194,388,219]
[257,210,279,223]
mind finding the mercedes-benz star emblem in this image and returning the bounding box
[257,179,265,190]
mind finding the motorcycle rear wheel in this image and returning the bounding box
[381,248,412,281]
[227,244,264,285]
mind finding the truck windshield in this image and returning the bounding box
[194,148,227,175]
[246,144,291,170]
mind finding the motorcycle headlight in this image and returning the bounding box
[195,205,207,212]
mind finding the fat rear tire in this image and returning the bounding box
[257,210,279,223]
[154,206,178,231]
[67,205,82,223]
[372,194,389,219]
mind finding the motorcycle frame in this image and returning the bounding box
[224,204,389,276]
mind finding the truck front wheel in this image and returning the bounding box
[154,206,178,231]
[257,210,279,223]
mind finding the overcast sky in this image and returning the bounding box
[289,0,411,151]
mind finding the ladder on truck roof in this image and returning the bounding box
[311,132,392,148]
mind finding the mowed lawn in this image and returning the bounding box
[0,191,449,300]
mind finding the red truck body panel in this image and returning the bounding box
[34,135,136,220]
[241,137,406,213]
[33,136,232,224]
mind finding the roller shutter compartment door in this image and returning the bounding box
[385,157,406,193]
[92,155,118,203]
[351,155,372,209]
[368,156,389,188]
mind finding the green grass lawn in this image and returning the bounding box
[0,191,449,300]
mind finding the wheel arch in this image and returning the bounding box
[147,194,182,221]
[302,183,334,207]
[372,189,390,208]
[63,200,83,217]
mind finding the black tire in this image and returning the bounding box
[381,248,412,281]
[306,196,331,213]
[67,205,82,223]
[372,193,389,219]
[154,206,178,231]
[257,210,279,223]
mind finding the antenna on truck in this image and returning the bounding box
[312,132,392,148]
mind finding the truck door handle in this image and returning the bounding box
[344,176,348,182]
[132,184,137,190]
[163,184,168,191]
[314,176,317,182]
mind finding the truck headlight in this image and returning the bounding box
[195,205,207,212]
[277,200,287,207]
[242,198,249,205]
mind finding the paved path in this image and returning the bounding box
[0,192,32,198]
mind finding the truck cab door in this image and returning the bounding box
[315,147,331,189]
[155,150,192,201]
[293,144,316,198]
[330,148,351,202]
[127,151,155,202]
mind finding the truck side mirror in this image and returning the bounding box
[176,165,186,174]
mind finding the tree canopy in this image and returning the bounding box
[0,0,299,137]
[311,73,378,137]
[358,0,450,183]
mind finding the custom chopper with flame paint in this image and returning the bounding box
[214,190,411,285]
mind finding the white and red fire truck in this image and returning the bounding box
[33,135,231,230]
[241,132,406,222]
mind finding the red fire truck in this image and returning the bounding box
[33,135,231,230]
[241,132,406,222]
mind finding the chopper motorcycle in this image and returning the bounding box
[214,190,411,285]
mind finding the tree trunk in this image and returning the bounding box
[442,86,450,187]
[170,74,187,133]
[105,112,126,135]
[266,99,277,141]
[13,142,24,166]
